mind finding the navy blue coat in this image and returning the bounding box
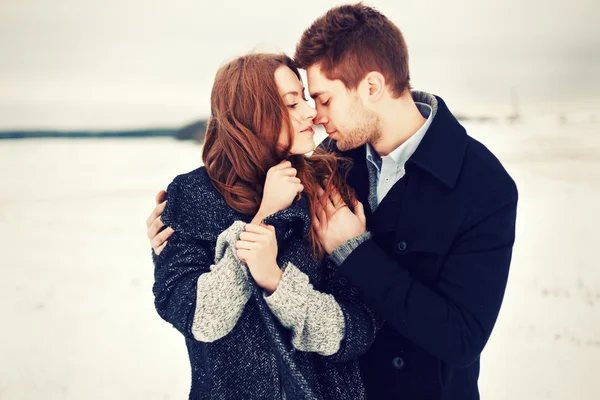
[152,168,378,400]
[322,95,518,399]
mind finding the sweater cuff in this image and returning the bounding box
[329,231,373,266]
[263,263,309,327]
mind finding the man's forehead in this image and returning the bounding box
[306,66,333,96]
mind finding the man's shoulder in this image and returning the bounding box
[461,134,518,204]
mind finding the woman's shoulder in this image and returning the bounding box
[168,166,210,189]
[164,167,215,210]
[161,167,237,239]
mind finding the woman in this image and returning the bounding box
[152,53,377,400]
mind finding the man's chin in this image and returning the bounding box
[335,138,364,152]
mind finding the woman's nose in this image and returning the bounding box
[304,103,317,120]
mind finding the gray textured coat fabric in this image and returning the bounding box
[152,167,378,400]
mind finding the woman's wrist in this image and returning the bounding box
[251,208,272,225]
[262,267,283,294]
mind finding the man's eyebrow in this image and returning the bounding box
[310,91,324,100]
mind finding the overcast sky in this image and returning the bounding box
[1,0,599,129]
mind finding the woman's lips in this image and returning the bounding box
[301,127,315,134]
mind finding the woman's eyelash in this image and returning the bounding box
[288,103,298,109]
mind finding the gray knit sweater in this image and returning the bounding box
[152,167,379,400]
[191,220,346,357]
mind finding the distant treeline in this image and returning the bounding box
[0,120,208,141]
[0,114,504,141]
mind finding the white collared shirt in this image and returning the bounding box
[366,102,433,204]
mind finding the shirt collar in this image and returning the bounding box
[365,102,433,168]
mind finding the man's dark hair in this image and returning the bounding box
[294,3,410,97]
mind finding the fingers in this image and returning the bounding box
[154,240,168,256]
[325,195,337,218]
[147,216,166,239]
[272,160,292,170]
[235,240,256,250]
[288,176,304,194]
[155,190,167,205]
[315,187,327,219]
[236,249,250,262]
[244,223,271,234]
[239,232,263,242]
[315,201,327,229]
[146,200,167,228]
[151,226,174,250]
[315,185,339,218]
[280,167,298,177]
[312,216,320,231]
[244,223,278,242]
[316,186,325,199]
[353,200,366,225]
[329,187,344,208]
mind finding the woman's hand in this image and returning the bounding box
[253,161,303,224]
[236,223,283,293]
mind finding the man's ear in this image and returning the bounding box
[360,71,386,103]
[367,71,386,98]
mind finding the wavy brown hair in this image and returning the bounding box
[202,53,356,259]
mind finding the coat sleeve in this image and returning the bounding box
[152,178,251,342]
[337,182,518,367]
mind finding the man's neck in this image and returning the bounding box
[370,92,426,157]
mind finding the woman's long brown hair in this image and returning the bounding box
[202,53,357,259]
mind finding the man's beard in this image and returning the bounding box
[336,100,381,151]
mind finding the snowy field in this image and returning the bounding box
[0,117,599,399]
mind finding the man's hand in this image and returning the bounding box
[235,223,283,293]
[314,187,367,254]
[146,190,175,255]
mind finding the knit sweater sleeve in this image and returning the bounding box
[264,261,381,361]
[264,263,345,356]
[191,221,252,341]
[153,220,251,342]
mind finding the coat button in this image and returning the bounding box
[392,356,405,370]
[397,241,407,251]
[339,278,348,285]
[350,287,358,295]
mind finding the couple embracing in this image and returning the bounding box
[147,4,518,400]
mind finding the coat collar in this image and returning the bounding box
[162,167,311,244]
[263,195,312,242]
[406,93,467,189]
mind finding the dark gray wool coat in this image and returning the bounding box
[152,166,379,400]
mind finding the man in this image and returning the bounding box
[147,4,518,399]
